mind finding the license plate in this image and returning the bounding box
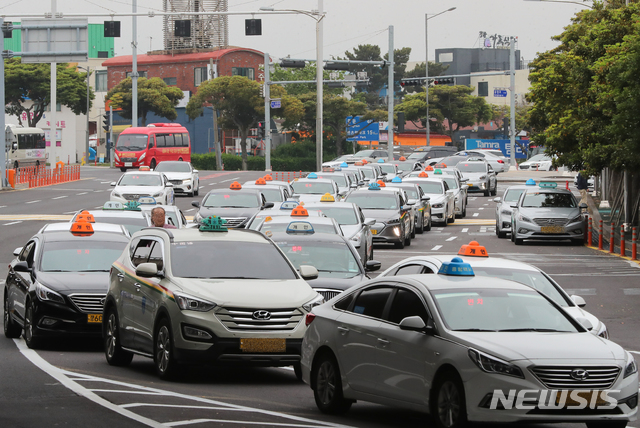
[371,229,378,235]
[541,225,565,233]
[555,390,608,407]
[124,162,132,167]
[240,338,286,353]
[87,314,102,323]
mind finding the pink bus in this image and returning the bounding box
[114,123,191,171]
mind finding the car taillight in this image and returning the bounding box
[305,313,316,326]
[497,160,504,163]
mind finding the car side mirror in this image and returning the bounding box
[421,196,430,201]
[398,316,427,332]
[148,142,154,149]
[193,169,199,173]
[407,199,416,206]
[13,247,23,257]
[493,197,501,203]
[299,265,319,280]
[446,190,454,195]
[13,261,31,273]
[264,202,275,209]
[579,202,588,209]
[364,218,376,226]
[136,262,161,278]
[401,205,411,212]
[110,182,116,186]
[12,142,18,151]
[365,260,381,272]
[350,183,358,189]
[191,201,201,208]
[166,182,174,187]
[460,178,469,182]
[380,171,387,176]
[575,316,593,331]
[358,181,365,186]
[571,295,587,308]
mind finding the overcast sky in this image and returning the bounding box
[2,0,588,65]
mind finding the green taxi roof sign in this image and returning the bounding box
[123,201,142,211]
[200,215,228,232]
[538,182,558,189]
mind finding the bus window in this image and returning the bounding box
[174,133,183,147]
[164,134,175,147]
[156,135,166,147]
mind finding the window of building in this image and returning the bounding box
[97,51,109,59]
[95,70,108,92]
[45,102,62,112]
[478,81,488,97]
[126,71,147,79]
[232,67,255,80]
[163,77,177,86]
[194,67,207,86]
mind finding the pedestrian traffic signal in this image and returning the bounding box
[257,121,265,138]
[104,21,120,38]
[175,20,191,37]
[397,112,405,133]
[280,59,306,68]
[400,78,423,87]
[433,77,455,85]
[245,19,262,36]
[102,113,110,133]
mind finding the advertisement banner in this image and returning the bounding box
[465,139,528,159]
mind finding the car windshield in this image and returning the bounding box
[315,207,358,225]
[93,216,149,234]
[259,221,338,234]
[504,188,525,203]
[441,177,459,190]
[170,241,297,279]
[292,181,335,195]
[431,288,578,332]
[154,162,191,173]
[203,192,259,208]
[40,240,127,272]
[258,188,284,202]
[379,164,396,174]
[116,134,148,151]
[471,267,570,307]
[358,168,376,179]
[522,192,576,208]
[399,187,419,199]
[407,152,425,160]
[346,193,398,210]
[440,156,469,166]
[456,162,487,173]
[414,182,443,195]
[276,240,361,278]
[118,174,162,186]
[354,150,375,157]
[318,175,347,187]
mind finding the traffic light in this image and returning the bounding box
[327,81,344,88]
[400,78,423,88]
[280,59,306,68]
[433,77,455,85]
[175,20,191,37]
[245,19,262,36]
[324,62,349,71]
[257,121,265,138]
[104,21,121,37]
[102,113,110,133]
[397,112,405,133]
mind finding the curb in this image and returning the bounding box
[584,244,640,266]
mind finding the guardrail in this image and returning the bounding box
[5,164,81,189]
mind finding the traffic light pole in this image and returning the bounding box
[109,106,114,167]
[0,18,6,188]
[387,25,394,163]
[264,51,272,171]
[509,37,516,170]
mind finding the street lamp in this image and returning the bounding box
[77,66,91,165]
[523,0,594,8]
[426,7,456,146]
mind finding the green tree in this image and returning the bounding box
[187,76,303,170]
[4,59,93,128]
[270,63,343,96]
[107,77,184,126]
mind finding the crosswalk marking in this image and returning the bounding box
[462,228,468,233]
[473,213,479,217]
[431,245,443,251]
[446,236,457,242]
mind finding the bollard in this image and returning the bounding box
[632,227,637,261]
[588,217,592,247]
[610,223,615,253]
[621,225,626,257]
[599,220,603,250]
[566,181,569,190]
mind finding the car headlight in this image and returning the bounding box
[183,179,191,184]
[569,215,583,223]
[387,218,401,225]
[302,294,325,312]
[112,192,121,198]
[152,192,163,197]
[138,152,146,162]
[432,203,444,209]
[501,209,512,216]
[518,213,533,223]
[479,175,487,180]
[468,348,524,378]
[35,281,65,304]
[174,292,216,312]
[624,353,638,378]
[194,212,203,223]
[596,322,609,339]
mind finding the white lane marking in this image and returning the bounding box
[473,213,479,217]
[52,196,68,200]
[94,190,103,193]
[220,177,240,183]
[185,208,195,212]
[166,419,329,427]
[63,211,77,214]
[101,181,111,184]
[446,236,457,242]
[77,192,88,195]
[122,403,242,411]
[461,228,469,233]
[3,221,22,226]
[483,203,488,206]
[209,182,216,186]
[478,207,484,210]
[25,200,41,204]
[431,245,443,251]
[0,205,6,209]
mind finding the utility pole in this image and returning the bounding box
[209,58,222,171]
[315,0,324,171]
[50,0,58,163]
[131,0,138,128]
[0,18,6,188]
[264,52,272,171]
[509,37,516,170]
[387,26,394,162]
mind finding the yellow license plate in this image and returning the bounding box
[371,229,378,235]
[555,390,608,407]
[541,226,565,233]
[240,338,286,353]
[87,314,102,323]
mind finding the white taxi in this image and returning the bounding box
[153,161,199,197]
[110,169,175,206]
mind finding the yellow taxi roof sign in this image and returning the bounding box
[320,193,335,202]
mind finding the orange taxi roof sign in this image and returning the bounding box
[291,206,309,217]
[229,181,242,190]
[361,159,368,164]
[399,156,406,161]
[70,221,94,236]
[377,180,386,187]
[255,177,267,185]
[424,165,434,171]
[354,161,364,166]
[418,171,429,178]
[264,175,273,181]
[458,241,488,257]
[76,213,96,223]
[434,163,447,169]
[139,166,151,171]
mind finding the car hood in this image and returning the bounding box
[172,278,318,308]
[521,159,551,166]
[114,185,164,194]
[37,271,110,294]
[296,194,329,203]
[341,224,362,238]
[519,207,580,219]
[197,207,259,219]
[309,274,366,292]
[161,172,192,180]
[452,332,626,363]
[423,194,445,204]
[460,172,487,180]
[361,209,400,223]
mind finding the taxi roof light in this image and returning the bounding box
[361,159,368,164]
[137,196,157,205]
[458,241,488,257]
[368,182,381,191]
[320,193,335,202]
[434,163,447,169]
[70,221,94,236]
[291,206,309,217]
[438,257,475,276]
[76,213,96,223]
[377,158,385,163]
[340,162,349,168]
[280,201,299,210]
[229,181,242,190]
[123,201,142,211]
[138,166,151,171]
[424,165,434,171]
[525,179,536,186]
[307,172,318,179]
[391,176,402,183]
[539,181,558,188]
[103,201,125,210]
[418,171,429,178]
[255,177,267,185]
[199,215,228,232]
[377,180,386,187]
[399,156,406,161]
[434,169,443,175]
[354,161,364,166]
[264,174,273,181]
[286,221,315,235]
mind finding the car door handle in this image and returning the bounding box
[117,273,124,281]
[377,338,390,347]
[134,283,141,291]
[337,326,349,335]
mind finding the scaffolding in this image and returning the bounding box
[163,0,229,51]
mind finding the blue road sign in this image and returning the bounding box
[270,99,281,109]
[494,89,508,98]
[346,116,379,141]
[465,139,529,159]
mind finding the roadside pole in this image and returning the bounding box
[0,18,6,188]
[387,26,394,163]
[509,37,516,170]
[264,52,272,171]
[109,106,114,168]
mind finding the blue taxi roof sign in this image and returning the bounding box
[377,158,385,163]
[286,221,315,235]
[340,162,349,168]
[539,181,558,189]
[280,201,299,210]
[438,257,475,276]
[391,176,402,183]
[137,196,157,205]
[103,201,125,210]
[525,179,536,186]
[307,172,318,179]
[368,182,381,191]
[123,201,142,211]
[199,215,228,232]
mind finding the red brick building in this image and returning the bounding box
[102,47,265,93]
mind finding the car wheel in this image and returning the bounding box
[462,203,467,218]
[395,237,405,249]
[511,224,516,242]
[491,185,497,196]
[150,159,157,169]
[369,246,374,261]
[431,370,467,428]
[515,237,524,245]
[120,167,127,172]
[411,222,416,239]
[425,213,432,231]
[4,292,22,339]
[23,300,41,349]
[405,230,412,246]
[194,182,199,196]
[497,228,507,239]
[154,317,179,379]
[104,308,134,366]
[417,214,424,234]
[313,353,352,414]
[483,187,490,197]
[447,211,455,224]
[293,363,303,381]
